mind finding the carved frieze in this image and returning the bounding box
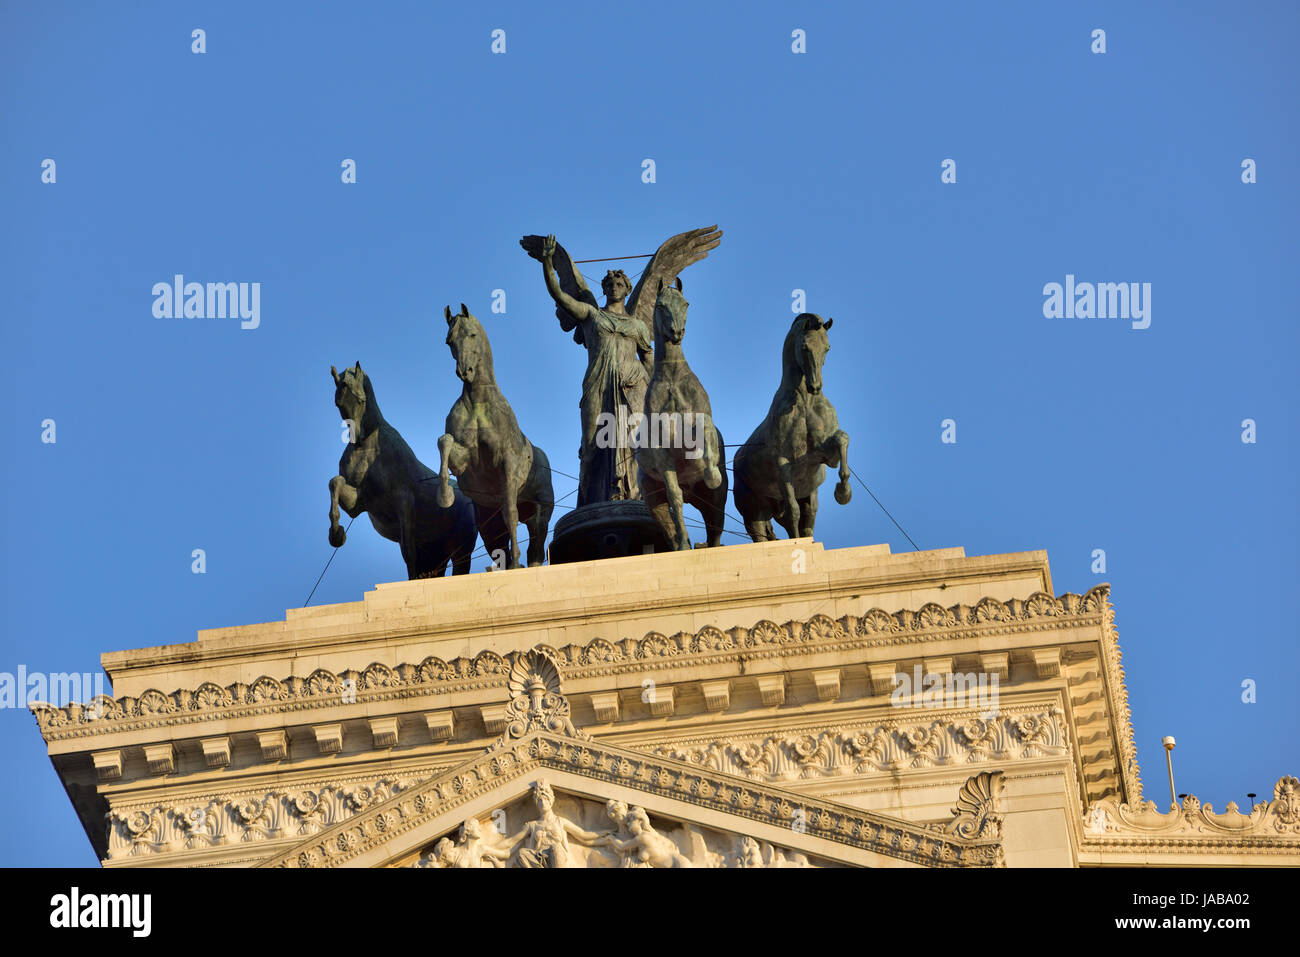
[105,773,430,859]
[30,587,1116,742]
[648,707,1069,781]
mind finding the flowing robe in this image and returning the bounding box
[572,307,653,505]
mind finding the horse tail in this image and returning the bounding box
[529,442,556,506]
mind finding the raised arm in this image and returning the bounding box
[539,235,595,324]
[561,817,613,846]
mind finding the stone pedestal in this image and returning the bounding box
[546,499,671,565]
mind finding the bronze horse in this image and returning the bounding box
[732,314,851,541]
[437,305,554,568]
[636,283,727,549]
[328,362,477,578]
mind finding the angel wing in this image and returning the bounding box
[625,225,723,331]
[519,234,599,339]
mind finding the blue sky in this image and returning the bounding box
[2,1,1296,865]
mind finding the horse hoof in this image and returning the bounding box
[437,487,455,508]
[834,481,852,505]
[329,526,347,548]
[705,466,722,490]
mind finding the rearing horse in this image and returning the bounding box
[636,283,727,550]
[327,362,477,578]
[437,304,555,568]
[732,314,851,542]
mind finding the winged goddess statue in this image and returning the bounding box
[520,226,722,506]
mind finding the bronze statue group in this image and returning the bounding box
[326,226,852,579]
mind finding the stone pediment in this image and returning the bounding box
[259,651,1004,868]
[261,730,1004,868]
[405,784,835,868]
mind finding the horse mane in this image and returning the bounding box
[779,313,829,388]
[780,314,808,379]
[356,370,385,434]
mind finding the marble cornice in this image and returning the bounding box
[31,586,1114,745]
[101,544,1051,674]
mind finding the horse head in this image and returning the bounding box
[785,313,834,394]
[444,304,494,386]
[331,361,374,437]
[652,279,689,346]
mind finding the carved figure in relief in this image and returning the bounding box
[417,818,510,868]
[506,782,610,868]
[732,836,765,867]
[603,806,693,868]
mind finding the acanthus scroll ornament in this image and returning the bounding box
[943,770,1005,842]
[490,650,589,750]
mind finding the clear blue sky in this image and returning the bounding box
[2,1,1296,866]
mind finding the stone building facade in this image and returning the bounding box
[31,540,1300,867]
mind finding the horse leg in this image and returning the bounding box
[397,493,429,580]
[710,474,729,548]
[410,520,451,580]
[774,507,800,540]
[448,497,476,575]
[413,544,448,579]
[642,472,676,547]
[502,456,522,570]
[436,433,469,509]
[450,519,474,576]
[328,475,358,547]
[662,467,690,551]
[525,444,554,567]
[739,511,771,542]
[799,488,818,538]
[477,506,511,572]
[776,457,801,534]
[692,481,727,548]
[524,503,550,567]
[702,417,722,490]
[824,429,852,505]
[732,458,766,543]
[701,425,728,546]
